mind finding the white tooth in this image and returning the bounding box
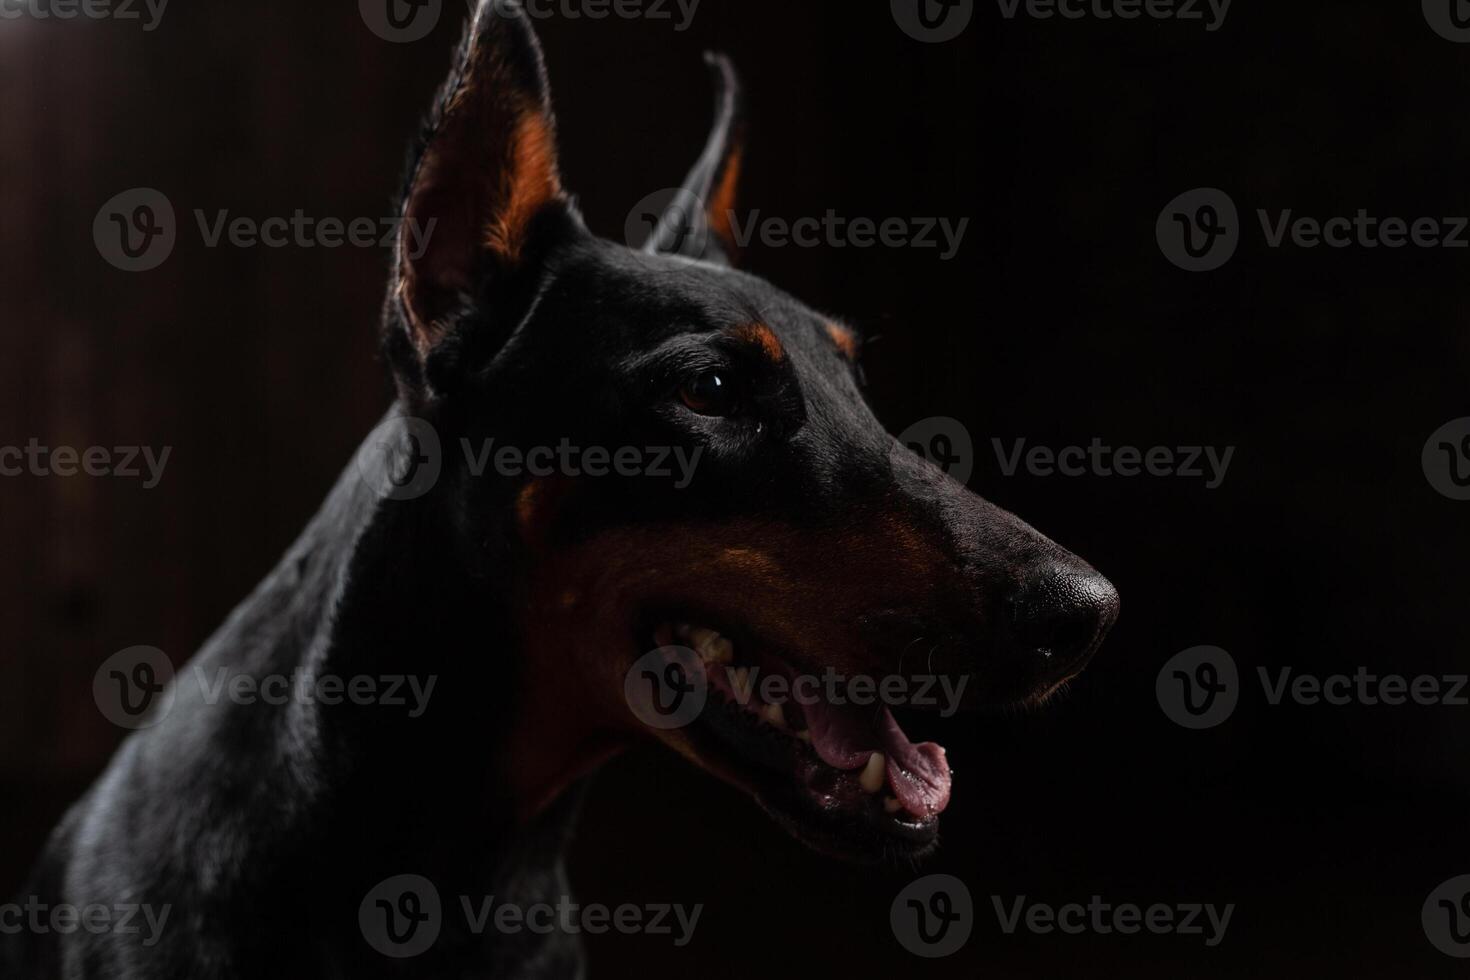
[761,702,786,728]
[689,627,734,665]
[883,795,903,814]
[795,729,812,743]
[859,752,886,794]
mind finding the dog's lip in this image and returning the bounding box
[638,617,950,861]
[687,683,942,861]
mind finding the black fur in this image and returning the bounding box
[9,3,1117,977]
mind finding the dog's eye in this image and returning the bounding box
[679,370,739,417]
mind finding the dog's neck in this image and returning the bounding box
[189,407,611,967]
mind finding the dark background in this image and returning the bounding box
[3,0,1469,975]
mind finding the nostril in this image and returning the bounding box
[1008,569,1120,667]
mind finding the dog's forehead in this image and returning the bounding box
[557,240,850,360]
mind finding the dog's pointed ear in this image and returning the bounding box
[388,0,575,389]
[645,53,746,266]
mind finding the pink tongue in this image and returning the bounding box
[804,700,952,818]
[805,699,878,770]
[878,709,952,818]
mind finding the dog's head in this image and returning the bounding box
[383,0,1117,863]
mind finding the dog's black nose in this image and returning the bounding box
[1007,566,1120,679]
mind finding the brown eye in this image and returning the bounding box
[679,370,738,417]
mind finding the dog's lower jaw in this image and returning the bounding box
[501,706,631,825]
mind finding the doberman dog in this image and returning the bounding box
[7,2,1117,976]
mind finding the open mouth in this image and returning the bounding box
[647,621,953,863]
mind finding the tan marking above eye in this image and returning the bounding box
[825,322,860,361]
[732,323,785,362]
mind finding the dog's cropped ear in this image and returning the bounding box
[388,0,575,390]
[645,53,746,266]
